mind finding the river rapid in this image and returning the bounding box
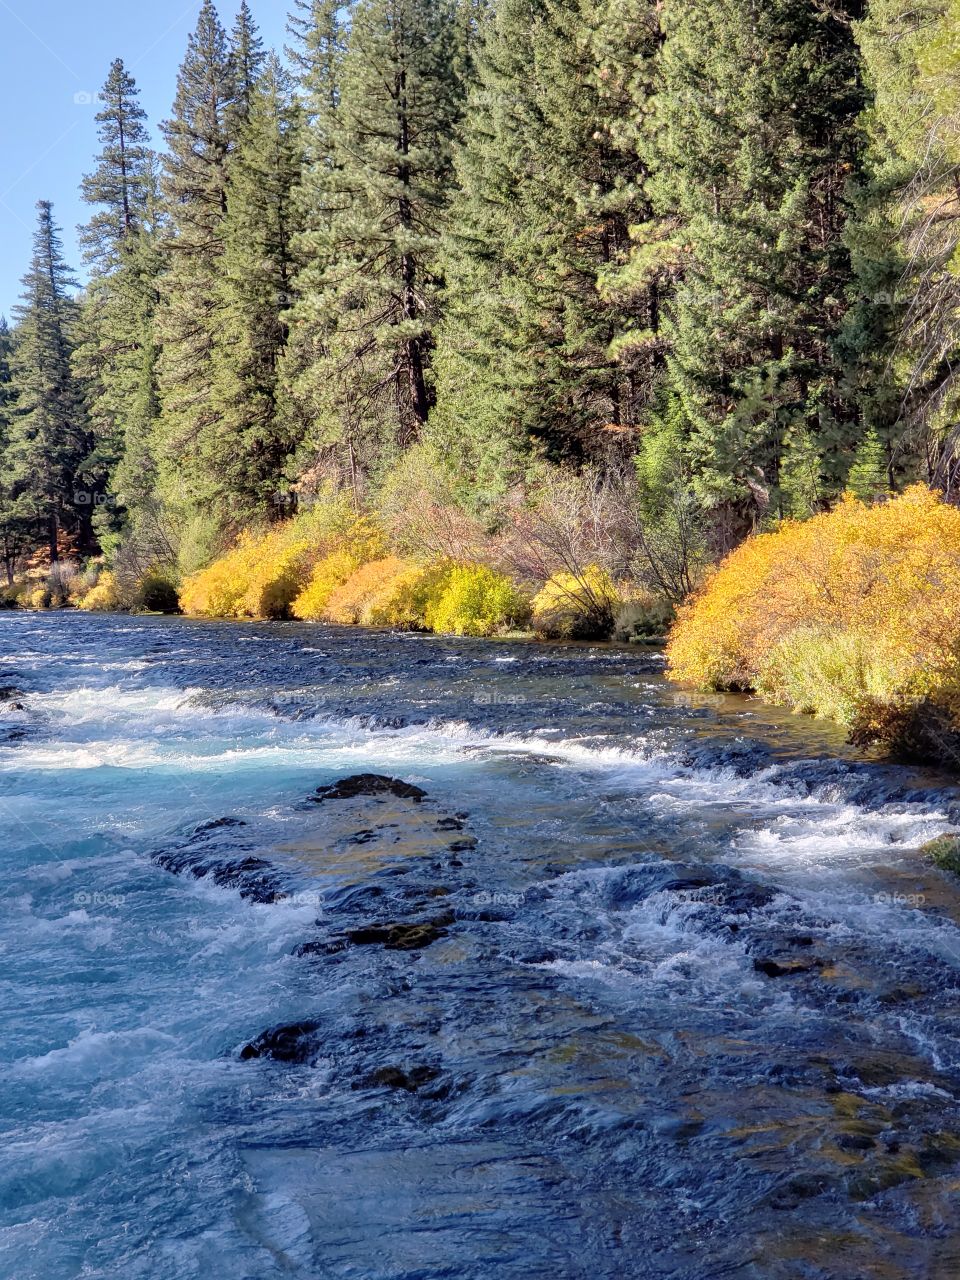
[2,611,960,1279]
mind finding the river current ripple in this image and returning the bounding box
[2,612,960,1278]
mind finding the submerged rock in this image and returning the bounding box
[311,773,428,803]
[364,1064,441,1092]
[154,846,287,903]
[343,911,455,951]
[240,1020,322,1063]
[753,956,825,978]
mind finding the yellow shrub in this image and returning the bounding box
[180,533,260,618]
[426,562,531,637]
[365,560,455,629]
[531,566,621,640]
[667,486,960,757]
[290,549,362,621]
[241,531,313,620]
[180,504,389,621]
[79,571,121,612]
[322,557,416,625]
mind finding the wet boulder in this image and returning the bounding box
[311,774,427,803]
[240,1020,323,1063]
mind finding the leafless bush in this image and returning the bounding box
[495,464,641,587]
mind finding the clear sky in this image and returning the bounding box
[0,0,290,319]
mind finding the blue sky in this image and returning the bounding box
[0,0,290,318]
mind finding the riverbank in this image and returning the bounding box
[667,487,960,769]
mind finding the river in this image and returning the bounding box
[2,611,960,1279]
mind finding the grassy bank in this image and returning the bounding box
[667,486,960,764]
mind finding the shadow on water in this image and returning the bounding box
[2,612,960,1278]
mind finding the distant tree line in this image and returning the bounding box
[0,0,957,584]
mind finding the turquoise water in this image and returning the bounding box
[3,612,960,1278]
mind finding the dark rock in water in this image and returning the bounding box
[240,1020,322,1062]
[294,937,348,958]
[753,956,825,978]
[192,816,249,835]
[153,817,287,903]
[836,1131,876,1152]
[311,773,427,803]
[364,1063,441,1092]
[346,828,379,845]
[447,837,478,852]
[434,817,464,832]
[343,911,455,951]
[0,685,23,702]
[154,845,287,903]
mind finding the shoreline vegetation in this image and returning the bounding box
[4,0,960,769]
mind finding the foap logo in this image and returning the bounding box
[73,490,116,508]
[473,889,524,908]
[273,890,324,910]
[74,890,125,910]
[73,91,94,106]
[473,691,527,707]
[874,891,926,908]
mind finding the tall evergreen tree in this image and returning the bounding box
[75,59,162,544]
[230,1,266,126]
[79,58,154,273]
[208,55,303,523]
[282,0,467,490]
[0,317,31,585]
[7,203,90,562]
[848,0,960,494]
[155,0,238,537]
[431,0,663,501]
[652,0,864,527]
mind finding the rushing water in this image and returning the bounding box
[3,612,960,1279]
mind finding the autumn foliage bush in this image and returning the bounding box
[181,505,386,621]
[425,563,531,636]
[531,566,621,639]
[78,570,122,612]
[667,486,960,761]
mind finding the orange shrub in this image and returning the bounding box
[322,557,415,625]
[667,487,960,758]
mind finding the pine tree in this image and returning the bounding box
[653,0,864,525]
[75,59,162,543]
[7,203,91,562]
[431,0,663,501]
[230,1,266,126]
[282,0,468,491]
[0,317,31,585]
[779,425,823,518]
[79,58,154,274]
[850,0,960,495]
[208,55,302,523]
[155,0,237,533]
[846,427,889,500]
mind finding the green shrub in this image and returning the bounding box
[922,834,960,874]
[136,570,181,614]
[613,595,675,643]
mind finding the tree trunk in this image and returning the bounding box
[48,510,59,565]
